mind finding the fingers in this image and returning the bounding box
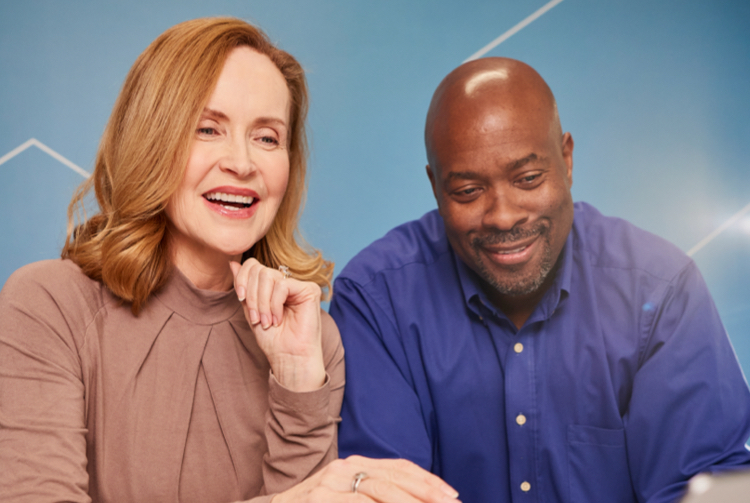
[254,266,283,328]
[231,259,287,328]
[274,456,459,503]
[322,457,460,503]
[231,259,321,330]
[346,456,459,500]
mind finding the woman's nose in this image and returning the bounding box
[220,138,255,177]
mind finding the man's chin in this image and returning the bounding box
[476,258,552,298]
[484,273,547,298]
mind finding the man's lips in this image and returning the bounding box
[477,234,541,265]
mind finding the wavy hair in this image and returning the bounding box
[63,17,333,314]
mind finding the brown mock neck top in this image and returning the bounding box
[0,259,345,503]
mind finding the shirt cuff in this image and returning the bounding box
[268,370,331,415]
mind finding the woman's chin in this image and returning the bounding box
[212,248,248,263]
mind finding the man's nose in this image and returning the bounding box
[482,190,529,231]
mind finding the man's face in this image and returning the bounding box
[427,101,574,302]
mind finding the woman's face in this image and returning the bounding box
[166,47,291,273]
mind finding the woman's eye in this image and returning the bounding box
[197,127,217,135]
[260,136,279,145]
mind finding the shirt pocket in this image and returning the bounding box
[567,424,635,503]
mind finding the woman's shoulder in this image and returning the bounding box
[5,258,103,296]
[1,259,113,332]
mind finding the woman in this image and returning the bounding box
[0,17,459,503]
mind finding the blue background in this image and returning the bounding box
[1,0,748,375]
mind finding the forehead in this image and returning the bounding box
[432,102,554,171]
[208,47,290,117]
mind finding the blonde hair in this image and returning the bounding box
[63,17,333,314]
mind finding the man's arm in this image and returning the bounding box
[625,261,750,503]
[330,277,434,471]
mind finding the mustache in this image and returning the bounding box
[470,222,547,248]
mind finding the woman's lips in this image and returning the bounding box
[202,186,260,219]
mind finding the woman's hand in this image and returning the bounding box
[230,259,326,392]
[272,456,460,503]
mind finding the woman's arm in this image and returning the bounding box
[231,260,460,503]
[231,260,343,494]
[0,261,94,503]
[261,311,345,493]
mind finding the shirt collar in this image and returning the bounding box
[453,228,574,326]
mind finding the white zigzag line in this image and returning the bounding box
[464,0,566,63]
[687,201,750,257]
[0,138,90,178]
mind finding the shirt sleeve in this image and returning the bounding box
[625,261,750,503]
[0,265,92,503]
[330,277,434,471]
[259,310,345,496]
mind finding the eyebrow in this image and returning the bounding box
[507,153,539,171]
[443,153,542,184]
[201,108,229,121]
[199,108,288,128]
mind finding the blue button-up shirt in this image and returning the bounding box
[330,202,750,503]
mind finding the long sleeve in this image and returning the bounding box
[259,312,345,497]
[624,261,750,503]
[330,277,434,471]
[0,263,95,503]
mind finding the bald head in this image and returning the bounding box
[425,57,561,170]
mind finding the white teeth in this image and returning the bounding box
[204,192,254,205]
[498,246,526,255]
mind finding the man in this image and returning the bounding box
[329,58,750,503]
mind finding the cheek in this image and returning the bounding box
[267,157,291,202]
[441,201,478,233]
[440,206,478,254]
[165,189,191,229]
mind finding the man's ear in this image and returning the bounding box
[561,132,574,187]
[426,164,438,201]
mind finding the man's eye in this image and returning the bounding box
[452,186,481,200]
[518,174,541,186]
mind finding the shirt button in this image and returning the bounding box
[516,414,527,426]
[514,342,524,353]
[521,481,531,492]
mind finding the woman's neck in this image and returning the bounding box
[170,247,241,292]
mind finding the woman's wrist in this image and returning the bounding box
[271,356,326,392]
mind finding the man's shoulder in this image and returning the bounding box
[337,210,451,286]
[573,202,692,281]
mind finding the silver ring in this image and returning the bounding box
[351,471,368,493]
[278,265,291,279]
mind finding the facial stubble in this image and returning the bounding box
[470,222,556,297]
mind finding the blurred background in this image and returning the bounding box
[1,0,748,375]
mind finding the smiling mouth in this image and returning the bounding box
[203,191,255,211]
[494,245,528,255]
